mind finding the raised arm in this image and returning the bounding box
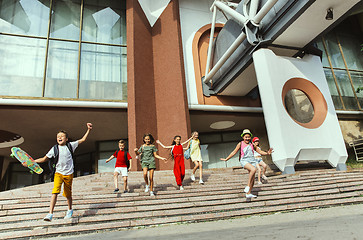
[181,136,193,145]
[156,140,173,149]
[77,123,93,145]
[220,142,241,161]
[255,146,273,156]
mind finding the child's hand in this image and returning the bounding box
[220,158,228,161]
[134,148,138,152]
[87,123,93,130]
[268,148,274,155]
[156,140,160,144]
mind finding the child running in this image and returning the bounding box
[105,140,132,193]
[156,136,192,190]
[220,129,273,200]
[134,134,167,196]
[24,123,92,221]
[187,131,204,184]
[252,137,269,184]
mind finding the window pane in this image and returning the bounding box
[0,35,45,97]
[82,0,126,45]
[50,0,81,40]
[315,40,329,68]
[350,71,363,108]
[45,40,78,98]
[79,44,126,100]
[338,33,363,71]
[323,68,343,110]
[0,0,50,37]
[334,69,359,110]
[324,32,345,69]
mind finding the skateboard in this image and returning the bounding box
[10,147,43,174]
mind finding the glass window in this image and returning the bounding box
[45,40,79,98]
[0,35,46,97]
[82,0,126,45]
[350,71,363,107]
[199,133,222,144]
[0,0,50,37]
[323,69,343,110]
[334,69,359,110]
[323,33,345,69]
[50,0,81,40]
[338,33,363,71]
[315,40,330,68]
[79,43,126,100]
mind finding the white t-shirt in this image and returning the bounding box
[46,141,78,175]
[254,146,262,158]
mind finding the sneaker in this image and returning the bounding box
[199,179,204,184]
[257,181,262,185]
[43,213,53,221]
[246,193,257,199]
[191,174,195,181]
[262,175,268,180]
[114,188,119,193]
[179,186,184,190]
[64,209,73,219]
[123,190,128,193]
[145,185,149,192]
[244,186,250,193]
[150,191,155,196]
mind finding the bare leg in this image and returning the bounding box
[143,168,149,186]
[192,161,199,175]
[66,196,72,210]
[113,172,119,189]
[49,193,58,214]
[199,161,203,180]
[256,164,262,182]
[123,176,128,191]
[149,169,155,192]
[244,163,256,194]
[261,161,268,176]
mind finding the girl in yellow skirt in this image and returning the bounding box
[186,131,204,184]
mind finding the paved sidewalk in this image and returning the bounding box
[51,204,363,240]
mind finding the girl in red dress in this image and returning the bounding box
[156,136,191,190]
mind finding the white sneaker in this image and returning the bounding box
[43,213,53,221]
[150,191,155,196]
[179,186,184,190]
[246,193,257,199]
[244,186,250,193]
[145,185,149,192]
[191,174,195,181]
[199,179,204,184]
[262,175,268,180]
[257,181,262,185]
[64,209,73,219]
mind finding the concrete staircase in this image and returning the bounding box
[1,168,363,239]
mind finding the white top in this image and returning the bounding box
[46,141,78,175]
[254,146,262,158]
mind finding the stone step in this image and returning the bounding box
[1,168,363,239]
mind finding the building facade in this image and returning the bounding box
[0,0,362,190]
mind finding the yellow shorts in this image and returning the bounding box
[52,173,73,198]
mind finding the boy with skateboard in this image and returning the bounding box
[105,140,132,193]
[24,123,93,221]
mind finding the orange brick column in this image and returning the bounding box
[127,0,191,171]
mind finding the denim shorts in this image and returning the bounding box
[240,159,257,168]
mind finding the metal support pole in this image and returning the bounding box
[249,0,259,19]
[203,32,247,83]
[253,0,278,24]
[205,5,217,77]
[213,0,248,26]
